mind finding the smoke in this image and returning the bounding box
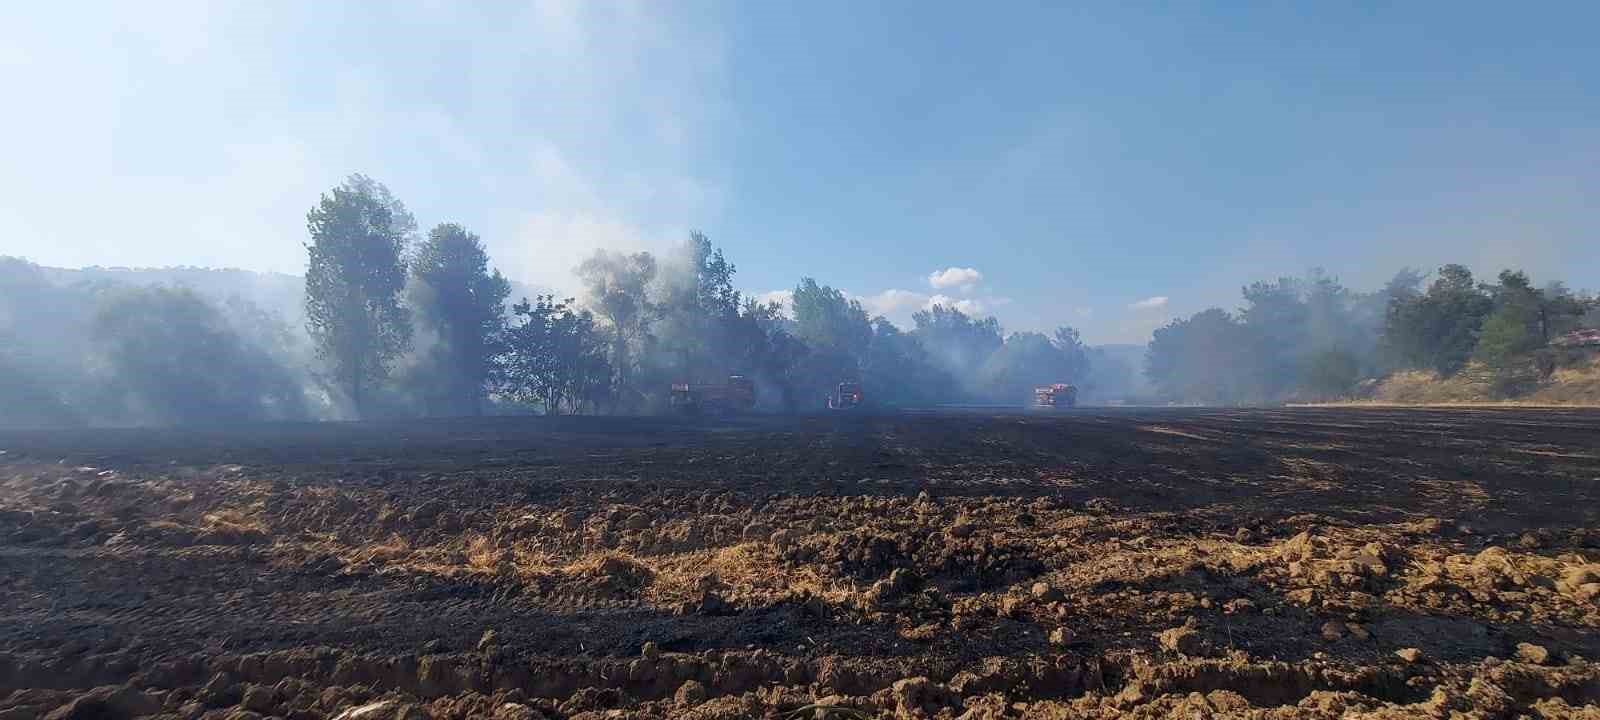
[0,256,329,428]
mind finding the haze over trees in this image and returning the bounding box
[1145,266,1597,404]
[4,173,1596,428]
[405,223,511,416]
[303,177,413,418]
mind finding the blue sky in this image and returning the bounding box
[2,2,1596,343]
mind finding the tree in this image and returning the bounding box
[1369,267,1426,372]
[1146,308,1263,404]
[304,179,413,417]
[862,317,950,407]
[791,278,873,401]
[1539,281,1590,339]
[494,296,611,414]
[911,304,1003,383]
[341,173,419,256]
[1473,270,1544,368]
[576,249,658,404]
[1302,348,1361,398]
[1239,276,1309,397]
[792,278,872,358]
[1051,326,1093,381]
[724,297,810,411]
[979,331,1086,403]
[1383,264,1492,376]
[649,232,744,386]
[91,286,308,424]
[686,231,740,319]
[408,223,511,416]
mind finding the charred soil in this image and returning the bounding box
[1,407,1598,718]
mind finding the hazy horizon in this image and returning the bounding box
[4,2,1597,345]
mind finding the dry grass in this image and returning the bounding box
[360,533,414,563]
[1299,358,1600,408]
[201,509,263,532]
[1524,358,1600,405]
[463,534,505,571]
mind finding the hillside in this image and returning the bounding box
[1361,356,1600,406]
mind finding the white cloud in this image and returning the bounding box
[861,288,928,316]
[927,266,983,292]
[927,293,990,316]
[755,289,793,310]
[1128,296,1170,311]
[854,287,1017,327]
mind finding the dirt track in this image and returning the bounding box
[1,407,1598,718]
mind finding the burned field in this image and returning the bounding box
[1,408,1598,718]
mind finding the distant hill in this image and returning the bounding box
[37,265,307,324]
[27,265,549,328]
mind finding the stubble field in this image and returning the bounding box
[1,407,1598,718]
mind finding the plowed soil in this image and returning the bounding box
[2,407,1598,719]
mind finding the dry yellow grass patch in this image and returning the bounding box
[1301,358,1600,407]
[359,533,414,564]
[643,541,858,607]
[201,509,263,532]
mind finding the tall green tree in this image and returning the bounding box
[911,304,1003,382]
[1146,308,1264,404]
[685,231,740,319]
[791,278,873,401]
[494,296,611,414]
[792,278,872,358]
[979,331,1087,402]
[862,317,948,407]
[1383,264,1493,376]
[1051,326,1093,380]
[408,223,510,415]
[650,232,744,385]
[304,179,412,417]
[1239,276,1309,397]
[576,249,658,404]
[341,173,419,255]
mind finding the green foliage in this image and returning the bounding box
[1474,306,1541,370]
[1302,348,1361,398]
[1146,308,1263,404]
[911,304,1003,385]
[577,249,658,404]
[648,232,749,387]
[686,231,740,319]
[1052,326,1091,378]
[341,173,419,253]
[494,296,612,414]
[406,223,511,416]
[862,318,950,407]
[1383,264,1493,376]
[304,177,413,417]
[90,286,309,424]
[977,330,1090,403]
[792,278,872,357]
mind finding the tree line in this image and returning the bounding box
[1144,266,1599,404]
[0,174,1122,427]
[300,177,1121,418]
[10,173,1593,427]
